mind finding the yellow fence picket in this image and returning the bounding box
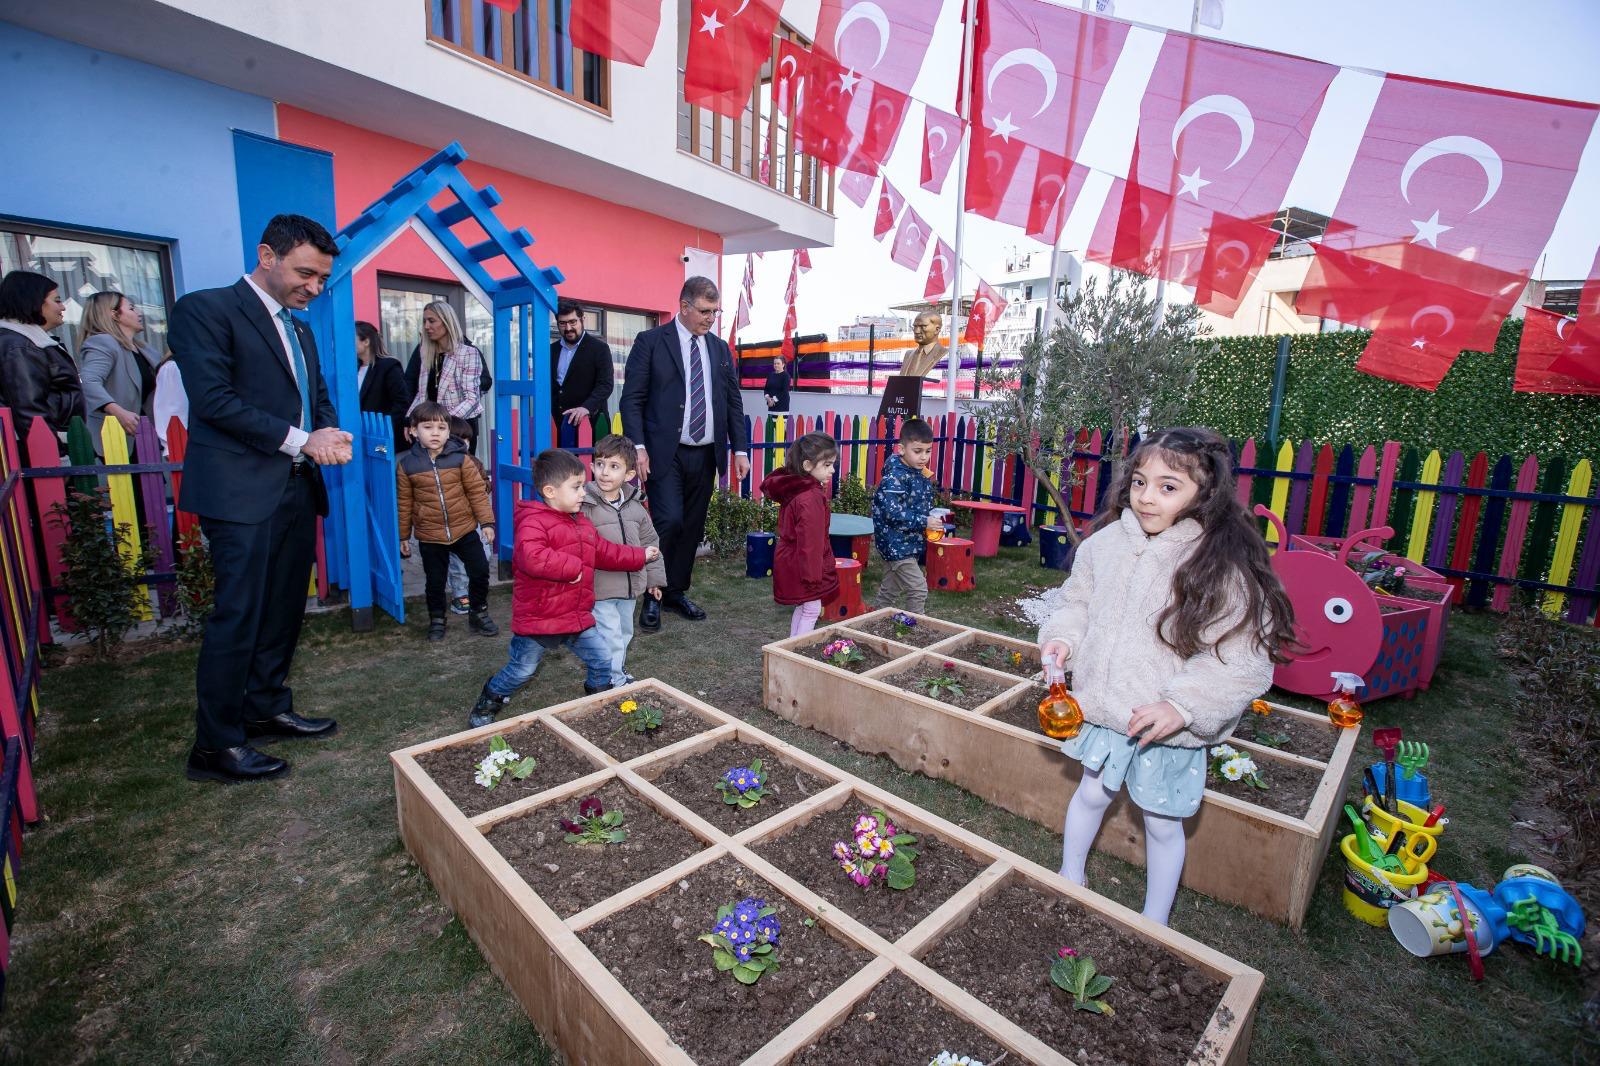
[100,420,152,620]
[771,414,787,469]
[1266,439,1294,543]
[1543,458,1593,617]
[1405,450,1443,562]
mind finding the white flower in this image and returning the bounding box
[1209,743,1237,758]
[930,1055,983,1066]
[1220,760,1244,781]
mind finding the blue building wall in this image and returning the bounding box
[0,21,276,293]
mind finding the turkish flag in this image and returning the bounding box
[838,169,876,208]
[1515,307,1600,394]
[1118,35,1335,300]
[797,248,813,273]
[781,41,910,176]
[1317,76,1596,350]
[925,239,954,299]
[971,0,1128,160]
[964,121,1086,244]
[815,0,941,98]
[569,0,663,66]
[741,254,755,299]
[921,106,963,194]
[874,180,905,241]
[684,0,782,119]
[964,279,1008,346]
[889,206,931,271]
[733,291,752,332]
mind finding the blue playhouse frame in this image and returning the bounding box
[304,142,562,628]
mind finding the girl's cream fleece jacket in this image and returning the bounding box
[1037,508,1276,748]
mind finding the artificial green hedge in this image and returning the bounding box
[1183,318,1600,461]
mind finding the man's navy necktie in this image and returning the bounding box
[277,308,313,431]
[687,335,707,442]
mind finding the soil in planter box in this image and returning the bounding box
[791,970,1007,1066]
[1206,752,1324,818]
[923,881,1222,1066]
[880,666,1013,712]
[648,740,831,835]
[562,693,709,762]
[579,857,872,1065]
[1394,580,1447,602]
[415,723,601,819]
[486,779,707,918]
[750,808,985,941]
[813,640,898,674]
[960,640,1041,679]
[988,680,1073,735]
[854,614,954,648]
[1230,711,1338,763]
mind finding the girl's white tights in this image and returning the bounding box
[1059,767,1187,927]
[789,600,822,637]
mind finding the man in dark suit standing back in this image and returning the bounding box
[621,276,750,628]
[552,299,614,444]
[172,214,354,784]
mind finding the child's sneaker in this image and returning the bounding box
[449,596,470,615]
[468,610,499,636]
[583,682,612,696]
[469,685,510,728]
[427,616,447,642]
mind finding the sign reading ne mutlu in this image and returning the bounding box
[878,375,924,421]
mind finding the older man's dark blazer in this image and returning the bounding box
[170,278,337,523]
[619,322,747,473]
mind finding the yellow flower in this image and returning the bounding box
[620,699,638,714]
[1250,699,1272,716]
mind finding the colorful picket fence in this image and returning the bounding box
[701,413,1600,625]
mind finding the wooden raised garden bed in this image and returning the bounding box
[763,609,1362,928]
[392,680,1262,1064]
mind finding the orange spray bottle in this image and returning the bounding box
[1037,655,1083,740]
[1327,671,1365,729]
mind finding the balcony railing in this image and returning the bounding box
[677,27,835,214]
[427,0,608,112]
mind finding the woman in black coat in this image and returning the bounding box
[0,271,85,450]
[356,321,410,455]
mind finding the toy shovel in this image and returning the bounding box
[1373,727,1402,815]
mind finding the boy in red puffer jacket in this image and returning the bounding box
[469,449,658,727]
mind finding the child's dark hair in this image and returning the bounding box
[1092,427,1296,663]
[898,418,934,446]
[447,415,473,441]
[592,434,637,468]
[408,401,450,427]
[533,448,585,494]
[783,431,838,475]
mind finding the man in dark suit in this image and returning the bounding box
[621,276,750,627]
[171,214,354,784]
[552,299,614,444]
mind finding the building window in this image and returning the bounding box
[0,220,175,358]
[428,0,609,111]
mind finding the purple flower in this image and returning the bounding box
[714,914,737,938]
[832,841,853,863]
[578,795,603,819]
[558,817,582,834]
[1058,946,1078,959]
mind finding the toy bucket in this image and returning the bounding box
[1341,834,1429,926]
[1370,762,1432,810]
[1363,797,1444,864]
[745,532,776,579]
[1388,886,1499,957]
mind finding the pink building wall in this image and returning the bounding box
[274,106,721,324]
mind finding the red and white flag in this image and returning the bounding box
[889,206,931,271]
[921,106,963,194]
[1314,75,1597,384]
[963,279,1008,346]
[874,179,905,240]
[781,254,800,359]
[779,40,909,176]
[924,238,954,299]
[814,0,941,97]
[685,0,782,119]
[796,248,813,273]
[1514,306,1600,395]
[838,169,876,208]
[1116,35,1337,312]
[569,0,663,66]
[741,254,755,301]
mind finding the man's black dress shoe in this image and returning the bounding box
[186,744,289,783]
[662,595,707,621]
[638,596,661,632]
[244,712,339,740]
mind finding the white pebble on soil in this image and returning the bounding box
[1016,582,1070,628]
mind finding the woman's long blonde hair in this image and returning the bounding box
[80,291,135,350]
[420,300,466,372]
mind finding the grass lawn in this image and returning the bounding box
[4,546,1592,1064]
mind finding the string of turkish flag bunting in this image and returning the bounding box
[560,0,1597,392]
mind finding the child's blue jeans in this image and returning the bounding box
[486,629,612,696]
[590,597,636,683]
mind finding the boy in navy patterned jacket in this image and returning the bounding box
[870,418,938,614]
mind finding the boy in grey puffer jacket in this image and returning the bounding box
[582,434,667,685]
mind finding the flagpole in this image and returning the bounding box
[946,0,980,415]
[1040,0,1093,341]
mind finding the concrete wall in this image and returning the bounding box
[0,21,276,293]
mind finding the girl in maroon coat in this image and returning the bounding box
[761,432,840,637]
